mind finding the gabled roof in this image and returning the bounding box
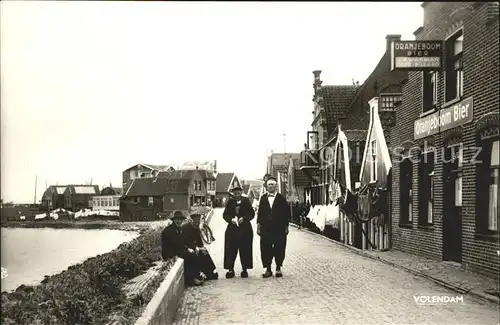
[216,172,237,193]
[359,98,392,182]
[321,85,359,136]
[123,163,174,173]
[123,177,169,197]
[242,184,251,194]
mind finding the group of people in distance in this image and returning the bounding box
[161,176,291,286]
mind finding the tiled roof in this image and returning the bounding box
[216,173,234,192]
[164,178,191,194]
[294,169,310,187]
[345,129,367,141]
[101,187,123,196]
[158,169,192,179]
[321,85,359,136]
[124,177,169,197]
[325,129,367,146]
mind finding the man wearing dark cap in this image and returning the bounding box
[161,211,204,286]
[182,211,218,280]
[257,176,291,278]
[222,185,255,279]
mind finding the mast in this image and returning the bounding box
[34,174,38,204]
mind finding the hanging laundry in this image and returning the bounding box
[339,189,358,222]
[357,185,371,222]
[371,188,388,227]
[316,205,328,232]
[325,203,340,229]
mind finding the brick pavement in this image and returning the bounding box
[173,209,499,325]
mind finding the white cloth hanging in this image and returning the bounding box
[316,206,328,232]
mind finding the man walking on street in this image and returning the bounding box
[222,186,255,279]
[257,176,290,278]
[182,211,219,280]
[161,211,205,286]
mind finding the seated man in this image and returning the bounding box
[161,211,204,286]
[182,211,218,280]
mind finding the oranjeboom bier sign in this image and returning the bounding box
[391,40,444,71]
[414,96,474,140]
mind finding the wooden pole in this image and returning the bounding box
[34,174,38,204]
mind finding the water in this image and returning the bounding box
[1,227,139,292]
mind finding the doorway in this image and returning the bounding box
[442,145,462,263]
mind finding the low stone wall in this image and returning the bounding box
[133,207,215,325]
[133,258,185,325]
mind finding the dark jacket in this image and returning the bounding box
[161,223,189,260]
[257,192,290,233]
[181,222,204,249]
[222,196,255,229]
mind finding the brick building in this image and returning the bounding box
[390,2,499,280]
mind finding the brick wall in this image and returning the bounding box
[391,2,500,279]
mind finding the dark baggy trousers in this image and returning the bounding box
[179,252,202,283]
[198,252,217,275]
[260,231,287,268]
[224,227,254,270]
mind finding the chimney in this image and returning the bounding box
[386,34,401,53]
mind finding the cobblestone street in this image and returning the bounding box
[173,209,499,325]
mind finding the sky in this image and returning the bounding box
[1,1,423,203]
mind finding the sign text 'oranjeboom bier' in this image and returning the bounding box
[390,40,444,70]
[414,96,474,140]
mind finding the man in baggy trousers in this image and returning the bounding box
[257,176,291,278]
[222,186,255,278]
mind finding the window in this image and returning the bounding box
[419,150,435,225]
[400,158,413,224]
[148,196,153,206]
[379,94,402,111]
[489,141,499,230]
[445,31,463,102]
[370,139,377,182]
[423,71,438,112]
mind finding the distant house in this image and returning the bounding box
[63,185,100,211]
[160,169,211,211]
[122,163,175,193]
[244,180,264,204]
[120,169,212,220]
[120,177,169,221]
[41,186,68,210]
[215,173,242,207]
[92,187,123,212]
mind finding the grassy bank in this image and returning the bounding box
[1,220,160,232]
[1,227,175,325]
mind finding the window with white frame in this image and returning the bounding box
[370,139,377,182]
[380,94,402,111]
[445,31,463,102]
[148,196,153,206]
[423,71,438,112]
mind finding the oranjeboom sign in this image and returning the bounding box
[414,96,474,140]
[391,40,444,70]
